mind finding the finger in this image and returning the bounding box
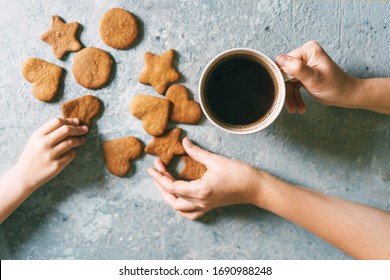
[53,137,86,157]
[275,54,317,86]
[147,168,199,199]
[285,83,297,113]
[154,159,174,180]
[177,210,208,220]
[293,85,306,114]
[47,124,89,145]
[182,138,216,166]
[154,181,200,212]
[287,40,327,65]
[57,150,77,169]
[37,118,80,136]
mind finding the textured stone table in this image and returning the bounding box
[0,0,389,259]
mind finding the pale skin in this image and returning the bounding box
[1,41,389,259]
[148,41,390,259]
[0,118,88,224]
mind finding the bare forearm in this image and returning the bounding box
[0,167,35,224]
[352,78,390,114]
[255,171,390,259]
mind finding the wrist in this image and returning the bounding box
[249,170,293,212]
[11,164,40,195]
[247,169,272,209]
[344,77,365,109]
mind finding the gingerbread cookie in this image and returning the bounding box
[99,8,139,49]
[41,16,82,59]
[61,95,101,127]
[166,84,202,124]
[103,136,142,177]
[22,57,63,102]
[180,155,207,180]
[72,47,113,89]
[138,49,180,95]
[130,94,170,136]
[144,128,185,165]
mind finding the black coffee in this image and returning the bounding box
[206,56,275,126]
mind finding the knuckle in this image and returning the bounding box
[198,188,211,200]
[307,40,323,53]
[291,59,305,73]
[39,139,51,150]
[64,139,74,149]
[51,160,62,172]
[61,125,72,135]
[52,117,63,127]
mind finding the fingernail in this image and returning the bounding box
[73,118,80,125]
[154,159,164,170]
[147,168,158,177]
[82,125,89,132]
[276,54,289,67]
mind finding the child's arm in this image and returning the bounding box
[0,118,88,224]
[276,40,390,115]
[148,138,390,259]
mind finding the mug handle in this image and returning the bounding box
[281,71,298,82]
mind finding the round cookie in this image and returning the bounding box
[72,47,113,89]
[99,8,139,49]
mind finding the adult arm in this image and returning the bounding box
[148,138,390,259]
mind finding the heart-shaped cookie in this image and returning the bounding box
[61,95,102,127]
[166,84,202,124]
[130,94,170,136]
[22,57,63,102]
[103,136,142,177]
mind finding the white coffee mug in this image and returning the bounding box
[198,48,294,134]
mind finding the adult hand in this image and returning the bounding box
[276,40,359,113]
[147,138,264,220]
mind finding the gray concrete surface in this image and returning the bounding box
[0,0,389,259]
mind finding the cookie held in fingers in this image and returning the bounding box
[180,155,207,180]
[166,84,202,124]
[145,128,185,166]
[22,57,64,102]
[130,94,170,136]
[41,16,83,59]
[99,8,139,49]
[103,136,142,177]
[138,49,180,95]
[72,47,113,89]
[61,95,101,127]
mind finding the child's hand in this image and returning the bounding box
[147,138,264,220]
[276,40,359,113]
[14,118,88,191]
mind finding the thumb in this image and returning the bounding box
[276,54,317,87]
[182,138,215,166]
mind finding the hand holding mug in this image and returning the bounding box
[276,40,359,113]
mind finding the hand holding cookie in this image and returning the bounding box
[14,118,88,191]
[147,138,262,220]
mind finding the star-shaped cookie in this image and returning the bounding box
[145,128,185,165]
[138,49,180,95]
[41,16,83,59]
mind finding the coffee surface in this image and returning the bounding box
[206,57,275,126]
